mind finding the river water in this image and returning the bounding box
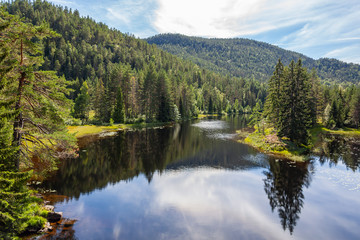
[39,116,360,240]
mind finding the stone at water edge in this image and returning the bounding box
[47,212,63,223]
[44,205,54,212]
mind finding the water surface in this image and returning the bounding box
[40,116,360,239]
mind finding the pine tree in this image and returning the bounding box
[208,96,213,114]
[156,70,171,122]
[350,88,360,128]
[73,81,90,123]
[0,9,76,170]
[0,16,17,170]
[265,59,284,125]
[327,99,339,129]
[269,59,313,145]
[309,68,322,124]
[112,86,125,123]
[94,78,105,122]
[143,63,158,121]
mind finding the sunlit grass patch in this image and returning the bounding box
[67,124,125,138]
[322,127,360,136]
[238,126,308,162]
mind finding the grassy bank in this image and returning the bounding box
[237,124,360,162]
[237,127,308,161]
[67,124,126,138]
[67,122,174,138]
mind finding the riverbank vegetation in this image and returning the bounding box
[242,59,360,161]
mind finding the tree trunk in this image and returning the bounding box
[12,40,25,171]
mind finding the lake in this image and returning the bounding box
[38,116,360,240]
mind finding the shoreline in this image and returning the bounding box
[237,124,360,162]
[67,114,232,139]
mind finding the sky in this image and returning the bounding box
[49,0,360,64]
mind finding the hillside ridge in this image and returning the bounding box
[147,33,360,84]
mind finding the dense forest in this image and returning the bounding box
[147,34,360,85]
[3,0,266,125]
[263,59,360,145]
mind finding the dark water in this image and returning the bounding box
[40,116,360,240]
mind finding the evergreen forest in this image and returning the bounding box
[0,0,359,238]
[147,34,360,85]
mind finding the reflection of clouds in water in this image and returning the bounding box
[113,223,121,239]
[149,169,290,240]
[319,167,360,192]
[192,121,228,130]
[207,133,237,140]
[192,121,236,141]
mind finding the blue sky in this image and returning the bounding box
[49,0,360,64]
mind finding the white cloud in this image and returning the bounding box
[49,0,74,5]
[152,0,360,63]
[149,169,290,239]
[105,0,156,26]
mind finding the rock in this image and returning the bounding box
[40,222,53,233]
[44,200,51,205]
[44,205,54,212]
[63,219,77,227]
[47,212,63,222]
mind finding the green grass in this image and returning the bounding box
[239,123,360,162]
[67,121,173,138]
[67,124,126,138]
[238,127,309,162]
[197,113,221,118]
[322,126,360,136]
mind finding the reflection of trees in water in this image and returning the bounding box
[318,134,360,171]
[41,116,254,200]
[41,121,207,199]
[263,159,313,234]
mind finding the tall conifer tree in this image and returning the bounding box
[0,9,76,170]
[113,86,125,123]
[265,59,284,126]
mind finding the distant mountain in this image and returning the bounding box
[147,34,360,85]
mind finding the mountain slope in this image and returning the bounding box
[3,0,266,121]
[147,34,360,84]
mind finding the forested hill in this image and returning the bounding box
[146,34,360,85]
[3,0,266,123]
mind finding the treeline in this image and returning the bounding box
[4,0,266,124]
[264,59,360,145]
[147,33,360,85]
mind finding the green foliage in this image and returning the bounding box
[350,88,360,128]
[147,33,360,85]
[112,86,125,123]
[265,59,316,145]
[73,81,90,123]
[0,166,46,238]
[0,6,76,172]
[3,1,266,125]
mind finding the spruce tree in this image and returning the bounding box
[265,59,284,125]
[156,70,171,122]
[268,59,313,145]
[112,86,125,123]
[0,15,17,170]
[350,88,360,128]
[73,81,90,123]
[208,96,213,114]
[0,166,47,238]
